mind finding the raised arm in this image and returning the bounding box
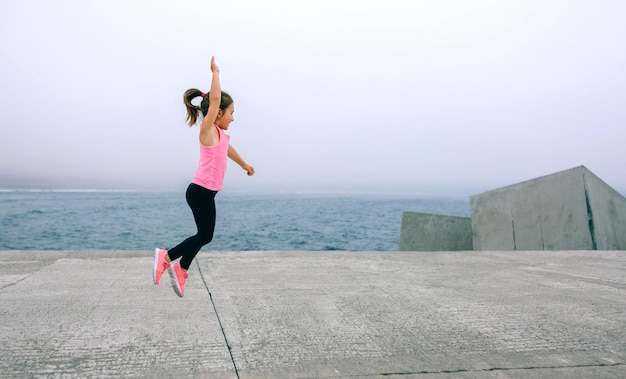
[200,57,222,135]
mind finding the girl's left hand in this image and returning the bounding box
[243,165,255,176]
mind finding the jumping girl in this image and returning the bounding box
[153,56,254,297]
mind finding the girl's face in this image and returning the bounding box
[215,103,235,130]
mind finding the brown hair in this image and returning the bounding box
[183,89,234,127]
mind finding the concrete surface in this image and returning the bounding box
[399,212,472,251]
[1,250,625,378]
[470,166,626,251]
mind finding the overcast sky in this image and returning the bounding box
[1,0,625,195]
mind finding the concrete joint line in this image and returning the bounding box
[373,362,624,377]
[195,260,240,379]
[524,266,626,285]
[0,274,31,291]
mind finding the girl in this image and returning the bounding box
[153,56,254,297]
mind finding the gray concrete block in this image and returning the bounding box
[470,166,626,251]
[399,211,473,251]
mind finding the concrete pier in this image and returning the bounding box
[1,250,625,378]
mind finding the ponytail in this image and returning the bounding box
[183,88,204,127]
[183,88,234,127]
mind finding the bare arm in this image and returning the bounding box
[228,145,255,176]
[200,57,222,143]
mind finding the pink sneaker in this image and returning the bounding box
[169,262,188,297]
[153,248,170,285]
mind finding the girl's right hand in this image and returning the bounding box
[211,56,220,74]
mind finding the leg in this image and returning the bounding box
[167,183,217,270]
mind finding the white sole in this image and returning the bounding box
[153,248,160,284]
[169,265,183,297]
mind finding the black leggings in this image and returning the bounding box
[168,183,217,270]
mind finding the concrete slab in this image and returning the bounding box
[0,251,234,378]
[399,212,473,251]
[1,250,626,378]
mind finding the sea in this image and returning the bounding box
[0,190,470,251]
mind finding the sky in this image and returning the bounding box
[1,0,625,195]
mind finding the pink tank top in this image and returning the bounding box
[192,125,230,191]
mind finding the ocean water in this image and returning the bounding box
[0,190,470,251]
